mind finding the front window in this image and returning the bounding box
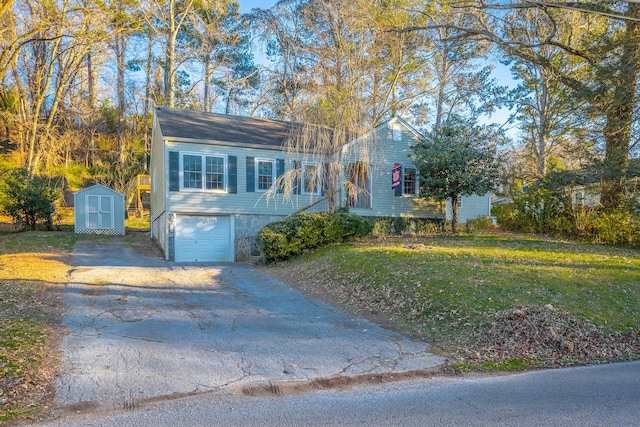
[181,153,226,192]
[403,167,417,196]
[302,162,321,195]
[205,156,224,190]
[183,154,202,189]
[256,158,276,191]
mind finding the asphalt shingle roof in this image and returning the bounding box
[155,107,299,148]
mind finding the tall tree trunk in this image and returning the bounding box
[434,50,449,132]
[143,34,153,171]
[86,51,96,166]
[536,77,549,177]
[165,33,176,108]
[601,5,640,209]
[204,61,212,112]
[115,33,126,166]
[450,197,458,234]
[86,51,95,109]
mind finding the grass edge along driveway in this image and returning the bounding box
[264,232,640,371]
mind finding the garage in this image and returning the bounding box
[174,215,233,262]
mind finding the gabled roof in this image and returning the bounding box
[73,184,124,196]
[155,107,301,148]
[341,116,425,151]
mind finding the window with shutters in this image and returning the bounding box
[256,158,276,191]
[180,152,227,192]
[403,167,417,196]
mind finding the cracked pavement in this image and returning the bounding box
[55,240,445,405]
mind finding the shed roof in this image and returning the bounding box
[73,184,124,196]
[155,107,304,148]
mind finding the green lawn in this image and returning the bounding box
[266,233,640,368]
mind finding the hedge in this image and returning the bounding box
[256,210,372,262]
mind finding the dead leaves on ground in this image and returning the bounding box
[455,305,640,368]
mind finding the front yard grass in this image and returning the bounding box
[264,233,640,370]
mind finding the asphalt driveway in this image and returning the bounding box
[55,240,445,407]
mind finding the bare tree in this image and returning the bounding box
[144,0,199,108]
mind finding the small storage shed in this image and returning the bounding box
[73,184,126,235]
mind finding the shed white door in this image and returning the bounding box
[86,195,114,229]
[175,215,232,262]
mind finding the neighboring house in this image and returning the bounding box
[570,185,601,208]
[445,194,492,224]
[150,107,485,262]
[74,184,126,235]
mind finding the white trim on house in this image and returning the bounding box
[179,151,228,193]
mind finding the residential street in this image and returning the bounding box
[28,361,640,426]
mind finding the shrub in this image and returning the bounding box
[0,168,60,230]
[495,185,640,248]
[256,211,372,262]
[466,216,497,232]
[369,217,443,237]
[584,208,640,247]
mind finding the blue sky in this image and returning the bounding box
[239,0,278,14]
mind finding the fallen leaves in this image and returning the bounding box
[460,305,640,368]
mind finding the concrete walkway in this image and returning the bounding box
[55,240,445,406]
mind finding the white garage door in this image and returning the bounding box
[175,215,232,262]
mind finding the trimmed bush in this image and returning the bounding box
[256,210,372,262]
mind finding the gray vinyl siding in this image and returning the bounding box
[164,140,327,216]
[342,120,443,219]
[446,194,492,223]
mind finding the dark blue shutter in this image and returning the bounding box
[246,157,255,192]
[276,159,285,193]
[293,161,301,194]
[395,165,403,197]
[321,163,329,195]
[169,151,180,191]
[228,156,237,194]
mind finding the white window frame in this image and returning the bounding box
[255,157,276,192]
[402,165,419,197]
[301,162,322,195]
[180,152,227,193]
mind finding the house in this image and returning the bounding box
[150,107,487,262]
[446,194,492,224]
[73,184,126,235]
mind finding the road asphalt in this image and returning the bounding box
[53,240,445,410]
